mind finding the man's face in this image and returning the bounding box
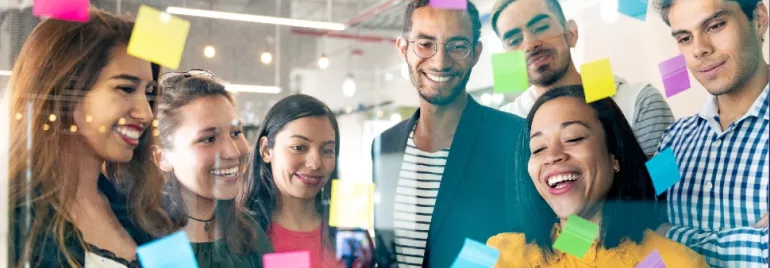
[495,0,577,87]
[668,0,768,95]
[397,7,482,106]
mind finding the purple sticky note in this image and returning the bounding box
[429,0,467,10]
[33,0,90,22]
[658,54,691,98]
[636,250,666,268]
[263,251,310,268]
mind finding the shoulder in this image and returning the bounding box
[480,105,527,130]
[487,233,545,267]
[640,230,708,267]
[660,115,702,143]
[375,120,410,143]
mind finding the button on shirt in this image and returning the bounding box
[657,85,769,267]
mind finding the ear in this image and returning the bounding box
[753,2,769,42]
[472,41,484,67]
[610,154,620,173]
[396,37,409,62]
[152,146,174,172]
[259,136,272,163]
[565,19,579,48]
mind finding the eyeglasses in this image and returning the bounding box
[159,69,216,87]
[408,37,472,60]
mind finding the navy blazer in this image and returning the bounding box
[371,96,531,267]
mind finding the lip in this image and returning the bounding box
[698,61,726,77]
[209,166,240,183]
[527,51,553,66]
[542,169,582,196]
[422,72,455,85]
[295,173,323,186]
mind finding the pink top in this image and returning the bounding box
[268,222,343,268]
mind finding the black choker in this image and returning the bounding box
[188,214,215,232]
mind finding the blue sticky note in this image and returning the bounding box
[450,238,500,268]
[636,249,666,268]
[646,148,683,196]
[618,0,648,21]
[137,231,198,268]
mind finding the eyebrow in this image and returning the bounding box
[529,120,591,138]
[501,14,551,41]
[290,135,336,145]
[110,74,142,84]
[198,127,219,135]
[671,9,728,37]
[414,33,471,43]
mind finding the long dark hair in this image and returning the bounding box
[244,94,340,245]
[519,85,660,256]
[155,71,257,254]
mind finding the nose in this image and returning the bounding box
[130,92,153,125]
[692,35,714,59]
[543,143,568,166]
[305,149,322,171]
[428,44,453,72]
[523,31,544,54]
[220,135,242,161]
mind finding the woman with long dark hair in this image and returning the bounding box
[153,70,273,267]
[488,85,707,267]
[8,9,174,268]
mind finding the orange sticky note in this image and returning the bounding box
[329,180,374,229]
[580,58,617,103]
[127,5,190,69]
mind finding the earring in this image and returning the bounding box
[614,166,620,172]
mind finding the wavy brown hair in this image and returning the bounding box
[155,72,258,254]
[7,9,174,267]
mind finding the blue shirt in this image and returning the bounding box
[658,84,769,267]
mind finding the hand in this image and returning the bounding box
[656,223,673,236]
[753,213,768,228]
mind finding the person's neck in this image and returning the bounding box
[715,63,769,130]
[180,187,218,242]
[272,194,320,232]
[415,93,468,152]
[72,141,105,201]
[533,64,582,97]
[560,205,603,233]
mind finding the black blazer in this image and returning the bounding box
[371,97,531,267]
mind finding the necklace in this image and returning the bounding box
[188,214,215,232]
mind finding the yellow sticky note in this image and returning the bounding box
[127,5,190,70]
[580,58,617,103]
[329,180,374,229]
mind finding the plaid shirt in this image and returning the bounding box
[658,85,769,268]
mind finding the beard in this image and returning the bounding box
[529,49,571,87]
[408,63,471,106]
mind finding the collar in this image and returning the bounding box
[699,84,769,123]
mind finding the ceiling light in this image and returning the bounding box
[204,45,216,58]
[166,7,346,31]
[226,84,281,94]
[342,74,356,97]
[390,113,402,122]
[261,51,273,65]
[384,73,394,81]
[318,54,330,69]
[0,70,11,76]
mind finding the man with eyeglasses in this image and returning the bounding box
[491,0,675,158]
[371,0,531,267]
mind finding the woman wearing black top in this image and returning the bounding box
[8,8,174,267]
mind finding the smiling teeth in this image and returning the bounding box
[426,74,451,82]
[210,167,238,177]
[547,173,580,187]
[114,126,141,139]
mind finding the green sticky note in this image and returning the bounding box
[492,51,528,93]
[552,214,600,258]
[580,58,616,103]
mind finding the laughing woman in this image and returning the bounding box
[488,85,707,267]
[8,9,174,268]
[153,70,273,267]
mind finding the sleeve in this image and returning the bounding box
[632,85,676,157]
[665,225,769,267]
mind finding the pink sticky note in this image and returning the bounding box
[658,54,691,98]
[33,0,90,22]
[635,250,666,268]
[263,251,310,268]
[429,0,467,10]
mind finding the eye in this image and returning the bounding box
[290,145,307,152]
[533,24,550,33]
[231,130,243,137]
[532,146,546,155]
[677,35,692,44]
[565,137,585,143]
[117,86,136,94]
[199,136,216,144]
[508,37,523,47]
[323,148,336,156]
[707,21,725,32]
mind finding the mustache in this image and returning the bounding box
[526,48,554,64]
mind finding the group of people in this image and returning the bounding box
[4,0,768,268]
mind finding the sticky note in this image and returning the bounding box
[553,214,600,258]
[580,58,617,103]
[658,54,691,98]
[127,5,190,69]
[329,180,374,229]
[618,0,648,21]
[33,0,90,22]
[137,231,198,268]
[263,251,310,268]
[492,51,529,93]
[636,250,667,268]
[429,0,467,10]
[646,148,683,196]
[450,238,500,268]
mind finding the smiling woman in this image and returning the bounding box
[487,85,708,267]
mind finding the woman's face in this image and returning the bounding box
[527,97,618,220]
[160,95,249,201]
[73,46,155,163]
[261,116,336,201]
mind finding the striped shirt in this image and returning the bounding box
[659,85,769,268]
[393,128,449,268]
